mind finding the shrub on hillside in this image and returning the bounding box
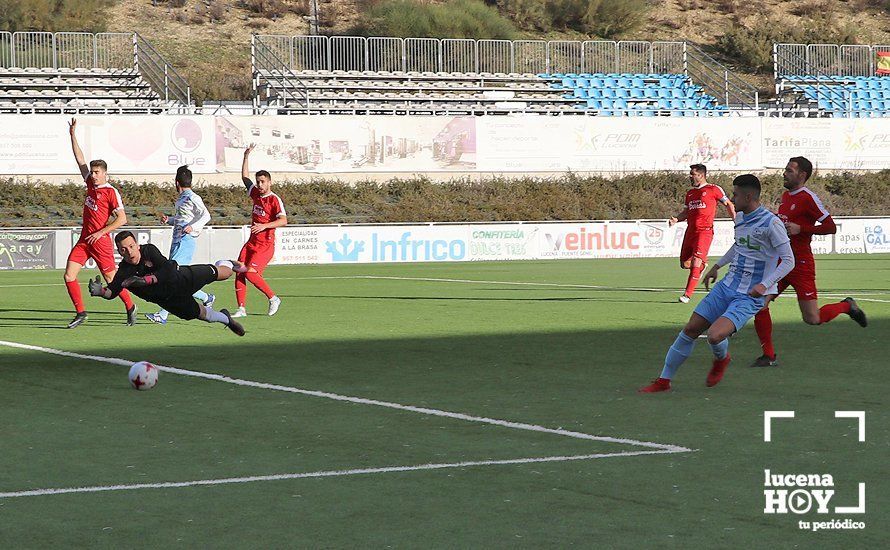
[716,15,859,73]
[352,0,519,39]
[492,0,648,38]
[0,0,111,33]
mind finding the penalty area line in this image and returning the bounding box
[0,339,692,455]
[0,449,685,499]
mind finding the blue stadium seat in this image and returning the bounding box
[631,77,644,87]
[657,89,673,99]
[601,89,617,99]
[629,88,645,99]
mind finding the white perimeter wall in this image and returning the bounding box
[2,115,890,176]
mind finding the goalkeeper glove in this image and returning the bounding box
[122,274,157,288]
[88,275,105,297]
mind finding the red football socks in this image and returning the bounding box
[685,264,704,297]
[246,271,275,299]
[65,279,85,313]
[235,273,247,307]
[119,289,134,310]
[754,308,775,358]
[819,300,851,324]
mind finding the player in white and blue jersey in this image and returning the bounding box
[145,166,214,325]
[640,175,795,392]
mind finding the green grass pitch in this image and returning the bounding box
[0,256,887,547]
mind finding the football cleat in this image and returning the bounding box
[221,309,245,337]
[230,307,247,318]
[638,377,671,393]
[66,312,88,329]
[749,354,778,368]
[678,294,691,304]
[145,312,167,325]
[706,354,732,387]
[203,293,216,308]
[268,296,281,316]
[843,297,867,328]
[126,305,138,326]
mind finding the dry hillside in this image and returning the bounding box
[105,0,890,102]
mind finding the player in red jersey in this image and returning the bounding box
[669,164,736,303]
[230,144,287,318]
[64,118,136,329]
[750,156,867,367]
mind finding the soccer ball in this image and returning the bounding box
[129,361,159,391]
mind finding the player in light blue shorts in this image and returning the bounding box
[640,174,795,392]
[146,166,214,325]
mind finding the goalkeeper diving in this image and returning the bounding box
[88,231,246,336]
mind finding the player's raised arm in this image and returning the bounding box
[69,118,89,180]
[241,143,256,190]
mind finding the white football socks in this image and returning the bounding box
[201,306,229,325]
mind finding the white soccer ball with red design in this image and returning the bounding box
[129,361,159,390]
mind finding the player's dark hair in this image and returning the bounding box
[690,163,707,175]
[176,165,193,188]
[255,170,271,180]
[732,174,761,197]
[89,159,108,171]
[789,156,813,181]
[114,230,136,245]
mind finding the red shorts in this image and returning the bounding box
[680,229,714,265]
[67,236,117,272]
[238,241,275,274]
[777,258,818,300]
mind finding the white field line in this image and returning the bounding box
[0,340,686,452]
[0,340,694,498]
[0,449,684,499]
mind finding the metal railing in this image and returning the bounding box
[251,35,310,112]
[0,31,132,69]
[775,43,890,77]
[260,35,689,75]
[134,33,191,108]
[772,44,852,116]
[684,43,759,110]
[253,35,757,113]
[0,31,191,110]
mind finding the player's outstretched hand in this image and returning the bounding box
[123,274,157,288]
[668,217,678,227]
[245,143,256,155]
[122,276,146,289]
[88,275,105,297]
[703,266,719,291]
[69,117,77,135]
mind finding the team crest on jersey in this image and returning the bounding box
[790,204,796,210]
[84,195,99,211]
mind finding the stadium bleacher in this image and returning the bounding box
[773,43,890,117]
[252,36,758,116]
[0,31,191,114]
